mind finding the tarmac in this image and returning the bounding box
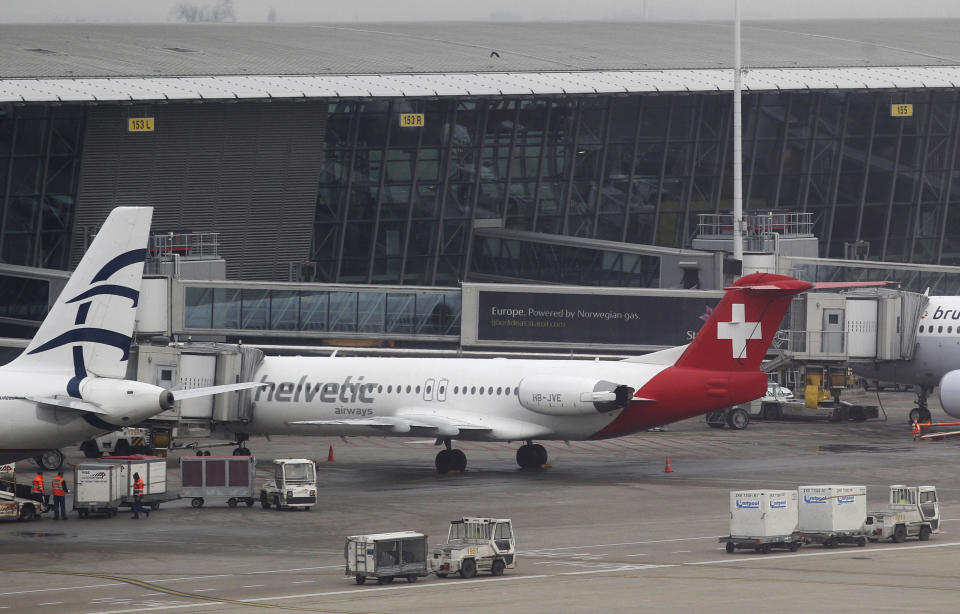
[2,389,960,613]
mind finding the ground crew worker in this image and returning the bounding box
[131,472,149,519]
[51,471,68,520]
[31,471,48,510]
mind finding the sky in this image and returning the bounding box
[6,0,960,23]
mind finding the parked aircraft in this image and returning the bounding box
[222,273,812,472]
[0,207,262,469]
[856,295,960,423]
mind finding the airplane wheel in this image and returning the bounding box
[449,449,467,472]
[532,444,548,465]
[232,448,244,456]
[919,409,932,423]
[36,450,64,471]
[435,450,452,474]
[516,445,538,469]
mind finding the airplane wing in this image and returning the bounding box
[289,413,491,436]
[26,395,110,415]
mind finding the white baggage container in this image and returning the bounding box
[798,485,867,532]
[102,455,167,497]
[73,463,123,517]
[730,490,798,537]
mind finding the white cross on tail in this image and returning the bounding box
[716,303,762,358]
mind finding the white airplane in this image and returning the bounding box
[0,207,261,469]
[855,295,960,423]
[221,273,813,472]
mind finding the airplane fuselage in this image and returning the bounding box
[0,371,107,464]
[232,355,766,441]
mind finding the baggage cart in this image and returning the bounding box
[73,462,123,518]
[719,533,803,554]
[799,529,868,548]
[724,490,802,554]
[346,532,429,585]
[101,455,177,510]
[798,485,867,535]
[180,455,257,508]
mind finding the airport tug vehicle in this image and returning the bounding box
[431,517,516,578]
[864,485,940,543]
[259,459,317,510]
[345,532,430,585]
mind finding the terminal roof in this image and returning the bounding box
[2,20,959,79]
[3,21,960,103]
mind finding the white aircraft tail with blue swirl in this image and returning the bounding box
[9,206,153,379]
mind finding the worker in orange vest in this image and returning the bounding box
[51,471,69,520]
[31,471,48,510]
[130,472,149,519]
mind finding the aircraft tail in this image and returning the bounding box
[674,273,812,372]
[8,207,153,380]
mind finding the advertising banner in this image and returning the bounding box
[469,288,723,348]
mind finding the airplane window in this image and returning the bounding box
[439,386,445,395]
[454,386,459,394]
[471,386,476,394]
[426,386,432,395]
[479,387,485,395]
[406,385,411,393]
[950,327,954,334]
[497,387,502,395]
[939,326,943,333]
[377,385,382,393]
[416,385,421,394]
[388,385,393,393]
[919,326,925,333]
[488,387,493,395]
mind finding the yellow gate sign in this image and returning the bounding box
[399,113,424,127]
[890,104,913,117]
[128,117,155,132]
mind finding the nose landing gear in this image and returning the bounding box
[909,386,932,424]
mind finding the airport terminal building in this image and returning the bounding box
[6,20,960,351]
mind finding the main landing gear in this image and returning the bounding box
[516,440,547,469]
[909,386,933,424]
[435,438,467,474]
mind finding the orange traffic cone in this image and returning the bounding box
[912,420,921,440]
[327,445,335,462]
[664,457,673,473]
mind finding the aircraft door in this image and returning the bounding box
[822,308,845,355]
[424,378,435,401]
[438,378,448,402]
[493,521,515,554]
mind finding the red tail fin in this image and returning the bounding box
[675,273,812,371]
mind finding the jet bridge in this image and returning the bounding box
[785,288,927,363]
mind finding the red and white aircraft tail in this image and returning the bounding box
[675,273,812,372]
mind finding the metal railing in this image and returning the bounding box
[149,233,221,262]
[696,211,814,239]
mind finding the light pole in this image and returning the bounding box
[732,0,744,265]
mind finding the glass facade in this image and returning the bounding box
[183,285,461,337]
[471,234,660,287]
[0,104,85,269]
[315,90,960,285]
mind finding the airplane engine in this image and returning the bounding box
[80,378,175,423]
[938,370,960,418]
[517,376,635,416]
